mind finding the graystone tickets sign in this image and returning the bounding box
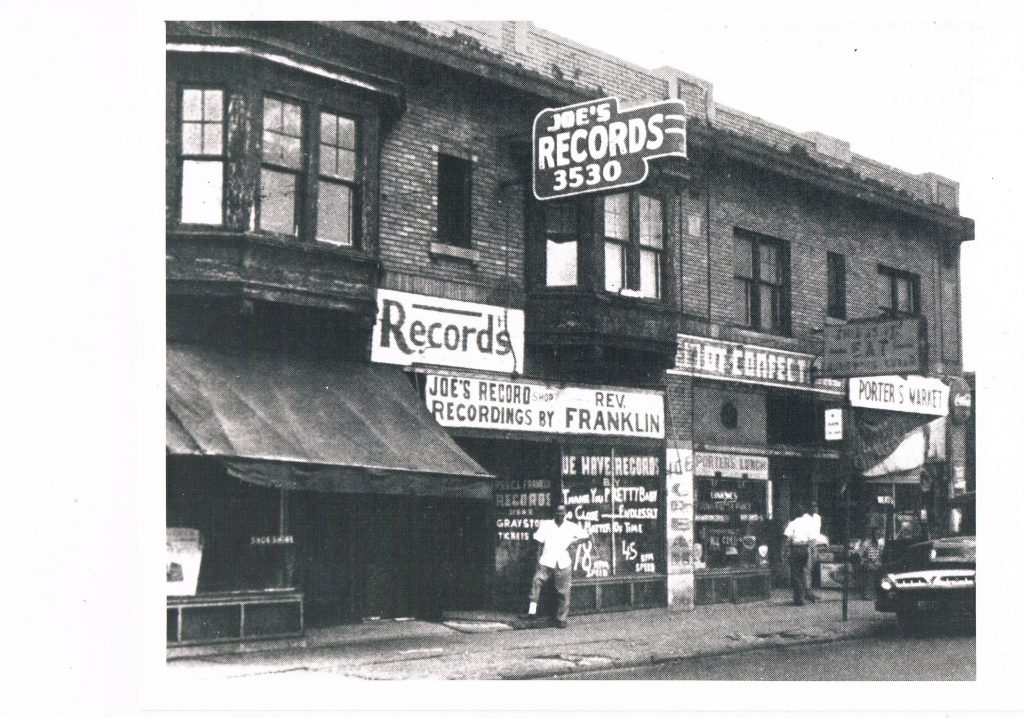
[820,316,924,378]
[533,97,687,200]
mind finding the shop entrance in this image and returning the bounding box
[296,493,491,626]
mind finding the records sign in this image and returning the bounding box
[533,97,687,200]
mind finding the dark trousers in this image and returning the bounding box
[789,544,810,605]
[529,564,572,623]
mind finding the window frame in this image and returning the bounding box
[877,265,921,317]
[257,93,306,237]
[826,251,847,320]
[733,229,791,335]
[437,153,473,249]
[601,191,665,300]
[315,109,360,247]
[542,200,581,287]
[177,85,227,227]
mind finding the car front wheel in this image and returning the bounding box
[896,605,921,636]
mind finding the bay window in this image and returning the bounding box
[259,96,304,235]
[179,88,224,225]
[544,201,579,287]
[603,192,663,299]
[317,112,358,246]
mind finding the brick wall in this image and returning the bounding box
[417,21,667,106]
[411,21,960,212]
[699,157,961,371]
[377,67,532,305]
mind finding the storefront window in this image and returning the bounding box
[694,476,770,570]
[166,460,295,595]
[560,446,663,579]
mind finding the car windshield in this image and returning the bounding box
[899,539,975,571]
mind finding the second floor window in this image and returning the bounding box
[544,202,578,287]
[259,96,304,235]
[317,112,357,246]
[180,88,224,225]
[437,154,472,248]
[877,265,920,316]
[734,230,790,334]
[827,251,846,319]
[603,193,663,299]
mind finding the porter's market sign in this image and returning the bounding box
[371,290,525,374]
[424,373,664,438]
[849,375,949,416]
[533,97,687,200]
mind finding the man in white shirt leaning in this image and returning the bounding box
[525,504,590,628]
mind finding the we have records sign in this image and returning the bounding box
[533,97,687,200]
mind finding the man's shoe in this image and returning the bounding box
[519,613,537,621]
[793,601,805,606]
[555,620,568,629]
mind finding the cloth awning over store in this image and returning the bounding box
[850,408,946,485]
[166,344,493,500]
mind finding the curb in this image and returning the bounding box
[500,625,884,680]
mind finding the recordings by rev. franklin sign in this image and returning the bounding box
[533,97,687,200]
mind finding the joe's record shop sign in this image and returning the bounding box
[371,289,525,374]
[424,373,664,438]
[533,97,687,200]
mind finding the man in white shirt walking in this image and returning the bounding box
[806,501,822,602]
[783,503,818,606]
[525,504,590,628]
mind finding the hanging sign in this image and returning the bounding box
[947,376,973,423]
[821,316,925,378]
[424,373,664,438]
[533,97,687,200]
[824,408,843,441]
[849,375,949,416]
[371,289,525,374]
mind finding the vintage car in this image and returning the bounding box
[875,535,975,634]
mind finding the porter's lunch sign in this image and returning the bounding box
[533,97,687,200]
[424,373,664,438]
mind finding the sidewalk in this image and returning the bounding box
[167,589,891,680]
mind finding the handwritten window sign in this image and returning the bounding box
[561,448,662,580]
[424,373,664,438]
[371,289,525,374]
[821,316,924,378]
[533,97,687,200]
[849,375,949,416]
[694,477,769,569]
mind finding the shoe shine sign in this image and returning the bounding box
[533,97,687,200]
[371,289,525,374]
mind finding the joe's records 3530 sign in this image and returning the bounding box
[533,97,687,200]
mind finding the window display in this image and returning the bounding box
[694,476,769,570]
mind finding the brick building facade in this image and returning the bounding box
[165,21,973,643]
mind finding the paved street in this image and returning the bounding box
[565,627,975,680]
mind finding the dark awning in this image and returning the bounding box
[166,344,493,500]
